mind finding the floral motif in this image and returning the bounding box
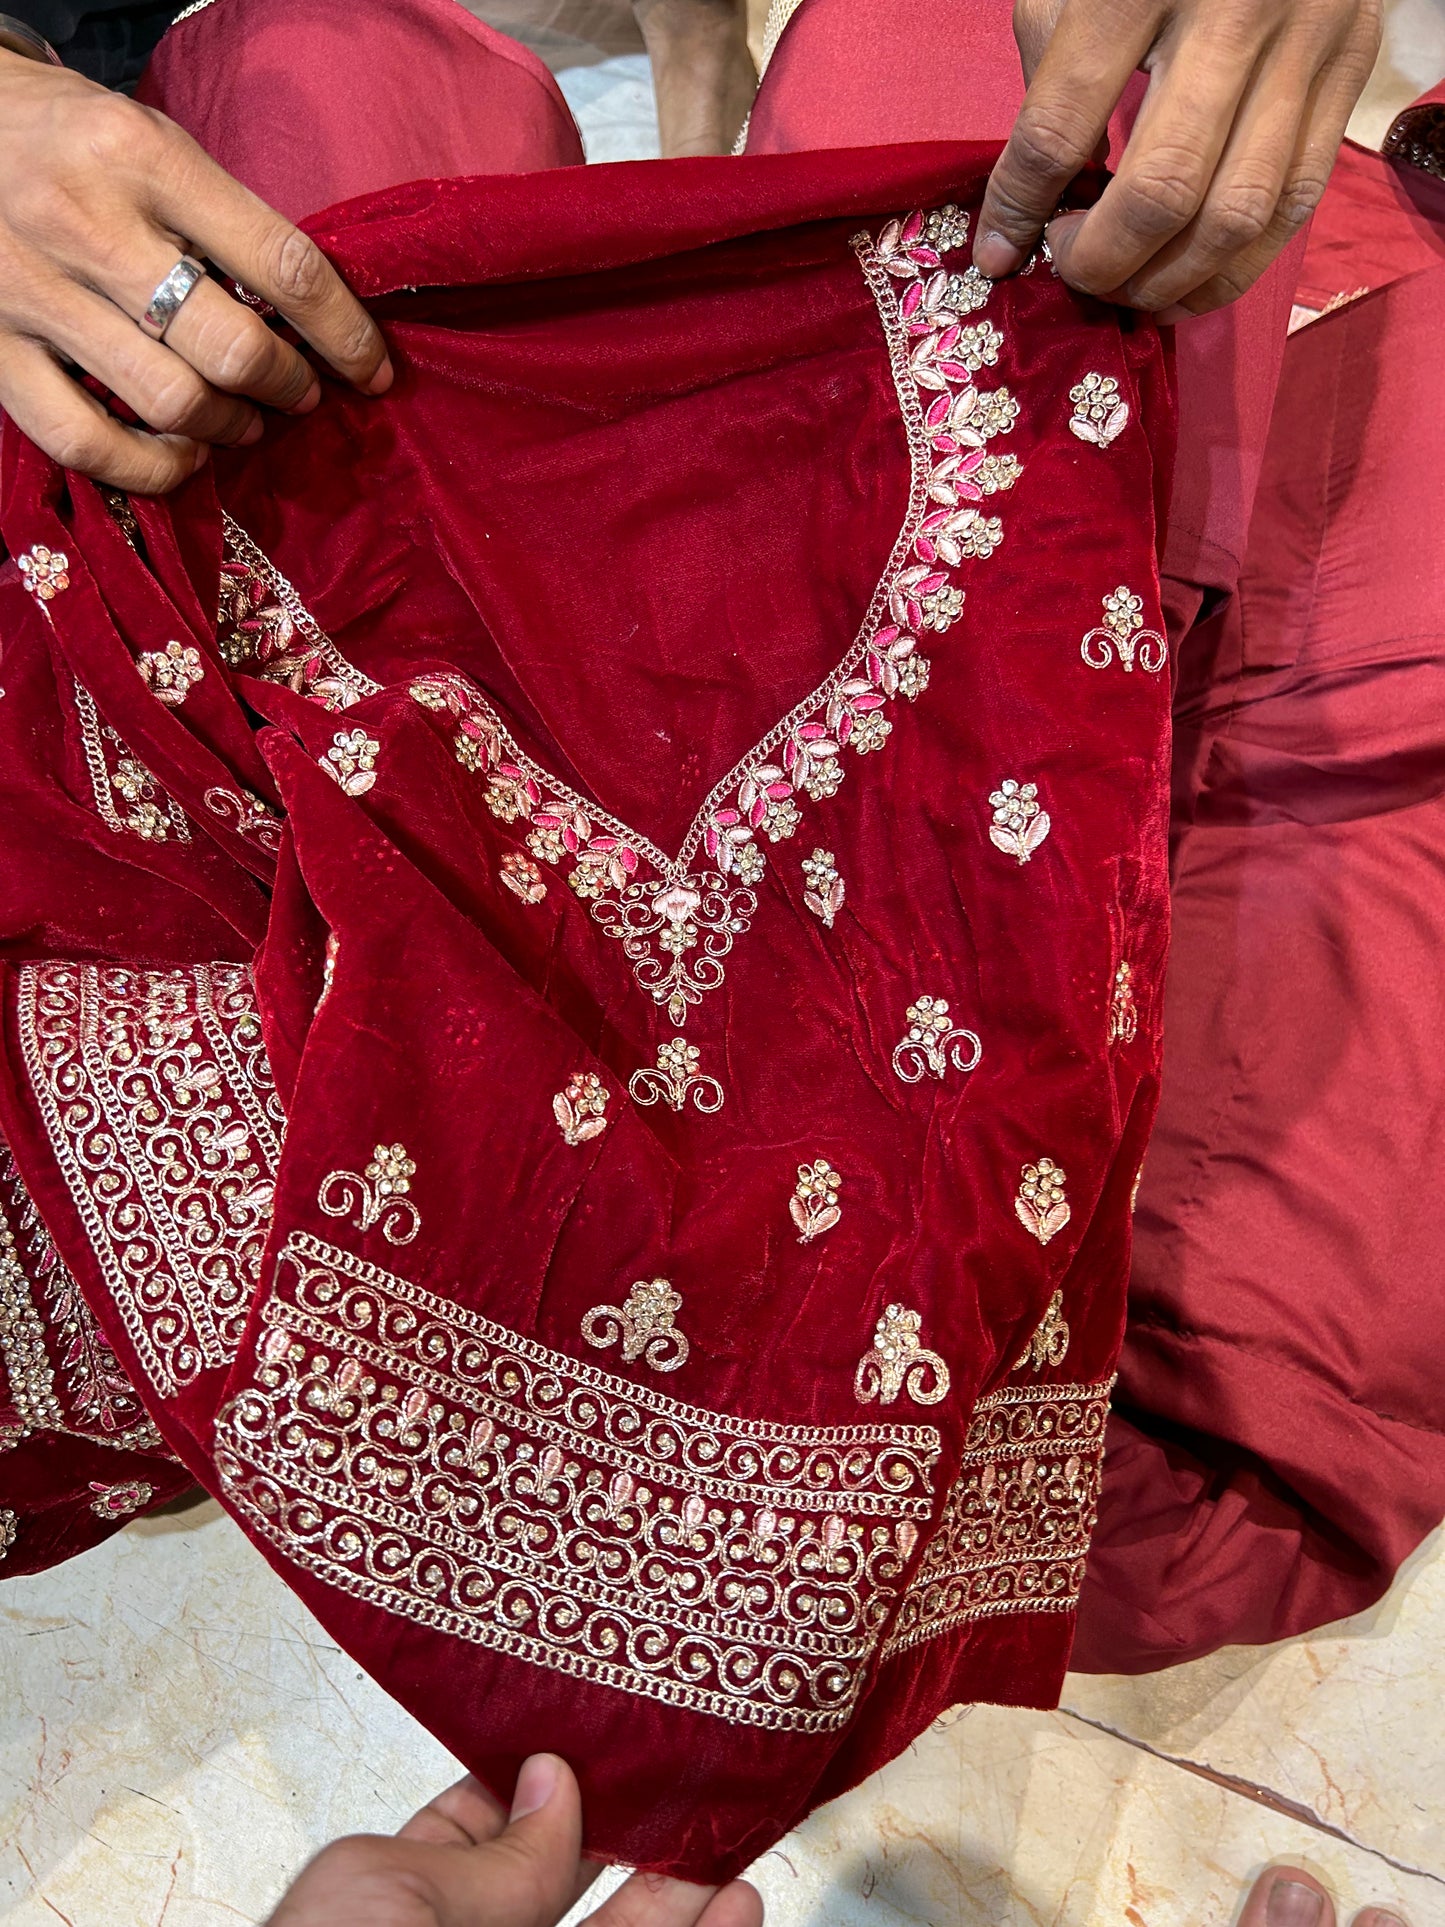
[582,1277,690,1373]
[1081,587,1167,676]
[499,852,547,903]
[1015,1288,1070,1372]
[73,679,191,844]
[137,639,205,706]
[854,1304,949,1407]
[319,729,380,796]
[790,1160,842,1244]
[801,849,845,928]
[1016,1159,1071,1247]
[628,1037,724,1115]
[891,996,982,1084]
[318,1143,419,1246]
[988,778,1051,864]
[1109,959,1138,1045]
[17,546,69,603]
[1068,371,1130,448]
[923,202,970,251]
[218,519,370,708]
[553,1072,610,1146]
[88,1479,155,1519]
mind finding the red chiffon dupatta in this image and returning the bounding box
[0,147,1173,1877]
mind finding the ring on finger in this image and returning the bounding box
[140,253,208,342]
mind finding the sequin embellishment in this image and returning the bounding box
[500,853,547,903]
[318,1144,419,1246]
[802,849,845,928]
[17,546,69,603]
[628,1038,725,1114]
[988,778,1051,864]
[1068,372,1129,448]
[554,1072,610,1146]
[891,997,982,1084]
[1108,960,1138,1044]
[89,1478,154,1519]
[791,1160,842,1243]
[1015,1289,1070,1372]
[582,1277,690,1373]
[854,1304,949,1407]
[1081,587,1167,676]
[318,729,380,796]
[1016,1160,1071,1246]
[137,639,205,706]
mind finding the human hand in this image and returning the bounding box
[1236,1862,1407,1925]
[974,0,1382,317]
[0,48,391,494]
[265,1754,764,1927]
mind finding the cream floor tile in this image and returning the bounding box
[5,1504,1445,1926]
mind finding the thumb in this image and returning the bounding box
[434,1754,586,1927]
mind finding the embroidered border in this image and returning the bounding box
[880,1376,1112,1659]
[16,962,284,1395]
[215,1231,941,1731]
[72,678,192,844]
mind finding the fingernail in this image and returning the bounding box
[1361,1914,1408,1927]
[190,442,211,473]
[509,1753,559,1820]
[972,230,1025,279]
[1155,305,1193,326]
[290,381,322,415]
[364,356,394,396]
[238,418,264,447]
[1267,1878,1325,1926]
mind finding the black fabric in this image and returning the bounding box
[6,0,182,88]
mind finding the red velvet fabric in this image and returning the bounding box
[0,124,1175,1875]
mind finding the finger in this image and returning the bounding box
[37,278,263,446]
[1149,44,1367,319]
[396,1772,508,1848]
[1353,1909,1412,1926]
[697,1882,765,1927]
[584,1868,729,1927]
[975,0,1160,278]
[142,128,391,393]
[1046,7,1274,298]
[430,1754,585,1925]
[0,335,205,492]
[1236,1864,1337,1927]
[1011,0,1069,85]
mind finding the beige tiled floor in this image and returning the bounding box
[5,1503,1445,1925]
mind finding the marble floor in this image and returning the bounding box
[4,1502,1445,1925]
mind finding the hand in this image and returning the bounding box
[974,0,1383,317]
[0,48,391,494]
[265,1754,765,1927]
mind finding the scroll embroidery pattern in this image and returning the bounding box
[203,785,285,855]
[553,1073,610,1146]
[73,679,191,844]
[215,1231,940,1731]
[854,1304,950,1408]
[582,1277,690,1373]
[881,1377,1113,1658]
[891,997,982,1084]
[16,962,284,1395]
[1080,587,1167,676]
[318,1143,419,1246]
[224,202,1032,1027]
[1015,1289,1070,1373]
[628,1038,724,1115]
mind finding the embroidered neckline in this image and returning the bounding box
[218,207,1026,1024]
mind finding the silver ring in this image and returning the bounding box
[140,254,207,341]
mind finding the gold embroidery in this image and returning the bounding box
[318,728,379,797]
[988,778,1051,864]
[0,1194,62,1434]
[17,962,283,1395]
[318,1144,419,1246]
[583,1277,690,1373]
[17,546,69,603]
[137,639,204,706]
[88,1478,154,1519]
[203,785,285,854]
[1131,1163,1145,1214]
[1109,960,1138,1045]
[891,997,982,1084]
[553,1073,610,1146]
[628,1038,724,1115]
[881,1377,1112,1657]
[216,1231,939,1729]
[73,678,191,843]
[219,516,372,709]
[790,1160,842,1244]
[1081,587,1167,676]
[854,1304,949,1408]
[1068,372,1129,448]
[1014,1289,1069,1373]
[801,849,845,928]
[500,852,547,903]
[1016,1159,1071,1247]
[0,1507,15,1560]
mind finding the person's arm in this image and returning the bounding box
[0,42,391,493]
[975,0,1382,316]
[266,1755,764,1927]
